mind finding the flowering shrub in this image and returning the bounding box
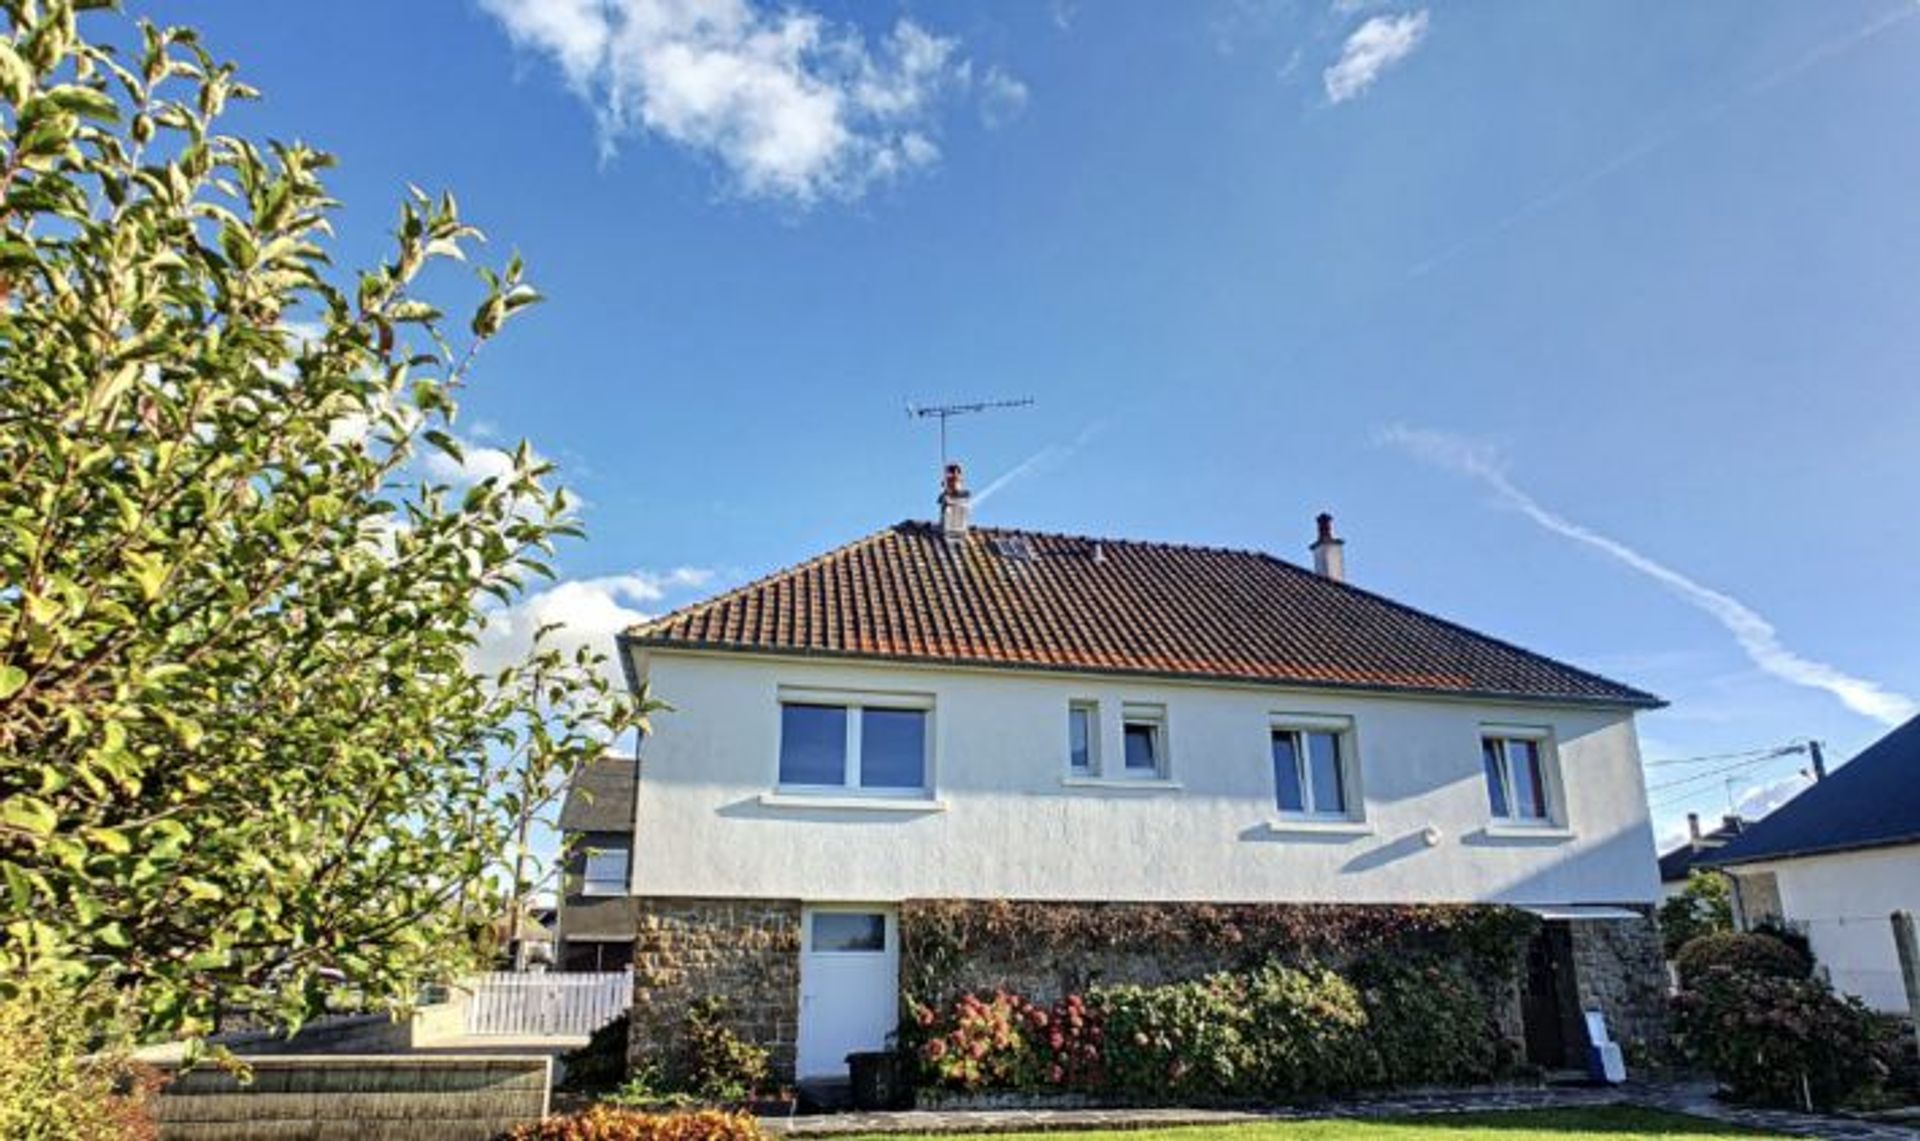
[504,1108,765,1141]
[1350,956,1505,1087]
[913,992,1103,1090]
[1097,973,1256,1100]
[1242,963,1372,1097]
[1672,967,1893,1110]
[1672,932,1810,989]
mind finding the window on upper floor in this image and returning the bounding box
[1120,703,1167,779]
[580,839,631,896]
[1270,716,1359,819]
[1067,701,1097,775]
[1481,729,1558,825]
[777,694,931,794]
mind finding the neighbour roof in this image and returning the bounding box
[1657,817,1745,883]
[558,755,638,834]
[1708,715,1920,866]
[624,522,1660,709]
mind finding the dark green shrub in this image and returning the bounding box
[1350,957,1503,1087]
[1673,932,1810,988]
[1094,972,1256,1100]
[1657,871,1733,958]
[1750,919,1815,967]
[1673,967,1894,1109]
[1242,963,1371,1097]
[562,1013,631,1093]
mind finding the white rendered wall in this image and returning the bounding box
[1739,846,1920,1013]
[627,649,1661,907]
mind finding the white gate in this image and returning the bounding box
[464,969,631,1036]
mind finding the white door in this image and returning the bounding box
[797,906,900,1080]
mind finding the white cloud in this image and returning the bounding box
[974,419,1109,508]
[979,66,1029,129]
[470,568,714,684]
[1323,10,1428,104]
[480,0,1012,203]
[1380,425,1920,728]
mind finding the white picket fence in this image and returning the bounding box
[464,969,631,1037]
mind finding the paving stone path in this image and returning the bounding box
[760,1082,1919,1140]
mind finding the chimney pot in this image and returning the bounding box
[1309,512,1346,582]
[939,462,971,539]
[1687,812,1701,843]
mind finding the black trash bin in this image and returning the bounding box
[846,1050,913,1110]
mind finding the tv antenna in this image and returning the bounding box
[907,397,1035,465]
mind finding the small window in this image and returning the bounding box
[777,696,930,794]
[1272,728,1349,817]
[1482,734,1552,823]
[1120,705,1166,777]
[581,840,630,896]
[811,912,886,953]
[1067,703,1096,773]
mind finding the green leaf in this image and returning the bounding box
[0,664,26,700]
[1,797,58,838]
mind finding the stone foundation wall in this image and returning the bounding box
[630,897,801,1082]
[1566,908,1670,1052]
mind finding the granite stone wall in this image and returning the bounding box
[1567,907,1670,1052]
[629,897,802,1082]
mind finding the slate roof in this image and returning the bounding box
[558,755,637,834]
[1708,715,1920,866]
[1657,816,1746,883]
[623,522,1659,709]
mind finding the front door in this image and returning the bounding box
[1521,922,1577,1069]
[797,906,900,1081]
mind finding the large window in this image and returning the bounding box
[777,695,930,794]
[580,838,630,896]
[1482,733,1553,824]
[1271,727,1350,817]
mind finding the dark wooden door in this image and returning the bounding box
[1521,923,1573,1068]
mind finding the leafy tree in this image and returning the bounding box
[0,0,650,1040]
[1658,870,1734,959]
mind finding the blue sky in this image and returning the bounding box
[158,1,1920,849]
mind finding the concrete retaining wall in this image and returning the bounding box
[152,1054,550,1141]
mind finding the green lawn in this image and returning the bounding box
[839,1108,1781,1141]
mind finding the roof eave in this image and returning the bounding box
[1706,830,1920,869]
[626,638,1665,711]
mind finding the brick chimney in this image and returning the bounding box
[1310,512,1346,582]
[939,462,971,539]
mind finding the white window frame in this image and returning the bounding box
[1480,724,1563,828]
[1118,702,1169,780]
[580,839,631,897]
[1066,700,1099,775]
[1269,713,1363,822]
[774,688,934,799]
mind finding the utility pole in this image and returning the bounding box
[1807,739,1827,781]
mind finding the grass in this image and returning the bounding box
[834,1108,1784,1141]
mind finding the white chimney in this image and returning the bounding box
[939,462,971,539]
[1687,812,1702,845]
[1309,512,1345,581]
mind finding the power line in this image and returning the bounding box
[1644,748,1801,793]
[1645,743,1805,768]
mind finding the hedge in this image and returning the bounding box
[1672,932,1809,989]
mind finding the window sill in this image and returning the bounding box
[1480,823,1576,842]
[1060,776,1184,792]
[579,887,628,898]
[757,792,946,812]
[1264,818,1374,837]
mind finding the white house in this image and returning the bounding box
[615,466,1668,1085]
[1707,715,1920,1014]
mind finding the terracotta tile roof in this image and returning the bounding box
[624,523,1661,708]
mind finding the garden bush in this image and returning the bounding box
[0,985,164,1141]
[1096,972,1258,1100]
[671,998,770,1102]
[561,1013,632,1093]
[1672,967,1893,1110]
[1672,931,1810,988]
[912,991,1103,1091]
[1349,956,1505,1087]
[1240,963,1371,1097]
[504,1108,765,1141]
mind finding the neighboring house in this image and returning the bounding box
[555,755,640,973]
[1706,714,1920,1013]
[498,902,555,971]
[614,466,1668,1084]
[1656,813,1745,902]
